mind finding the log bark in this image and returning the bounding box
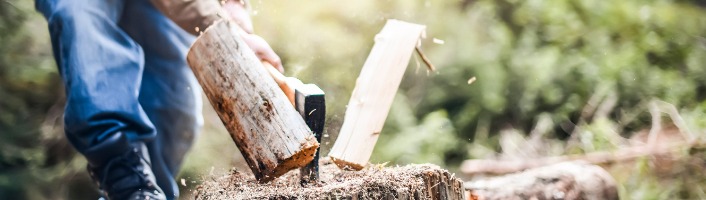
[186,20,318,182]
[194,159,465,200]
[465,162,619,200]
[328,19,426,170]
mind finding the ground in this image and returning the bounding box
[192,158,464,199]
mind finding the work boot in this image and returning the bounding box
[83,133,166,200]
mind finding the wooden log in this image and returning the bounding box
[328,19,426,170]
[193,158,465,200]
[465,162,619,200]
[186,20,318,182]
[460,140,695,175]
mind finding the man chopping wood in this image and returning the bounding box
[34,0,278,199]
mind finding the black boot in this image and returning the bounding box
[83,132,166,200]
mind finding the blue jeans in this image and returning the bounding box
[35,0,203,199]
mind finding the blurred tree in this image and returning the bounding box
[415,0,706,144]
[0,0,97,199]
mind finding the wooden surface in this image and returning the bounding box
[186,20,318,183]
[193,158,465,200]
[328,19,426,170]
[465,162,619,200]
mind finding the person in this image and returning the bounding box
[35,0,281,199]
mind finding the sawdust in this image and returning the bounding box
[194,158,465,199]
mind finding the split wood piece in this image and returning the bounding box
[194,158,465,200]
[465,162,619,200]
[328,19,426,170]
[186,20,318,183]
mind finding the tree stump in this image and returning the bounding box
[465,161,619,200]
[194,159,465,199]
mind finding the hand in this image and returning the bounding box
[241,33,283,72]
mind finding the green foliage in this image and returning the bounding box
[372,94,464,165]
[416,0,706,141]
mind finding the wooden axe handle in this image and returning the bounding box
[262,61,296,105]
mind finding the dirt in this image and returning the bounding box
[193,158,465,199]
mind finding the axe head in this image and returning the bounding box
[295,84,325,185]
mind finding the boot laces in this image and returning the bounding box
[98,148,153,195]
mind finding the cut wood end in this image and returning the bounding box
[329,156,365,171]
[258,136,320,183]
[187,20,245,61]
[187,19,235,66]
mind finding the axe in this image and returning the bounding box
[187,20,319,182]
[263,62,325,185]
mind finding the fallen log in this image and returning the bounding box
[194,158,465,199]
[187,20,318,182]
[465,162,619,200]
[461,140,696,175]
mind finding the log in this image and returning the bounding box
[465,162,619,200]
[460,139,696,175]
[328,19,426,170]
[186,20,318,182]
[193,158,466,199]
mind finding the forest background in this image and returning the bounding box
[2,0,706,199]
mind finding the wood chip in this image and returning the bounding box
[467,77,476,85]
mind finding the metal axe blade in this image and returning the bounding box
[295,84,325,185]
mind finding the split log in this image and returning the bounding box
[465,162,619,200]
[328,19,426,170]
[194,159,465,200]
[186,20,318,182]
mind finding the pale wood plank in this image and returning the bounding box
[328,19,426,170]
